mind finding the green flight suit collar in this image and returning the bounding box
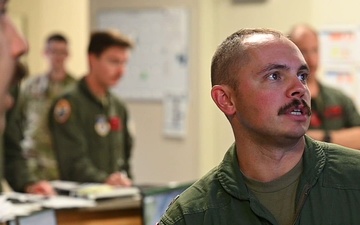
[217,135,326,202]
[79,76,110,108]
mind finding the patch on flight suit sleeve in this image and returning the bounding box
[53,99,71,124]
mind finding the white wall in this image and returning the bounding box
[9,0,89,77]
[312,0,360,26]
[9,0,360,184]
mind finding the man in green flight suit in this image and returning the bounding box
[49,30,134,186]
[158,28,360,225]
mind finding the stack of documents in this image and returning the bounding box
[74,183,140,200]
[0,195,42,222]
[51,180,140,200]
[41,196,96,209]
[2,192,95,210]
[0,180,140,220]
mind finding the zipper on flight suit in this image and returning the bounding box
[291,184,312,225]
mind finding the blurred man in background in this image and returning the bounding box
[20,33,76,181]
[289,24,360,149]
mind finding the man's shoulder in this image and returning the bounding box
[307,137,360,165]
[50,83,81,112]
[160,167,232,224]
[320,141,360,188]
[25,73,47,82]
[22,74,48,91]
[320,83,353,101]
[323,142,360,164]
[57,80,82,97]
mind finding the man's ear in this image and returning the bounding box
[211,85,236,116]
[88,53,95,62]
[88,53,97,68]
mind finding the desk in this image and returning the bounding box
[56,196,142,225]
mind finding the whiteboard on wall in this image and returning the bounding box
[97,8,189,101]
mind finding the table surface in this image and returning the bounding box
[0,195,143,225]
[56,196,143,225]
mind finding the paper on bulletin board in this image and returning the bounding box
[319,25,360,112]
[320,26,360,65]
[97,8,189,101]
[321,65,359,100]
[163,90,188,138]
[321,64,360,112]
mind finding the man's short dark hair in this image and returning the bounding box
[211,28,285,90]
[46,33,68,44]
[88,30,134,56]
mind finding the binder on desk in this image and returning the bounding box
[140,181,193,225]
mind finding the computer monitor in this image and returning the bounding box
[16,209,57,225]
[141,182,193,225]
[6,220,16,225]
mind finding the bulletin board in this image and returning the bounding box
[319,26,360,111]
[96,8,189,101]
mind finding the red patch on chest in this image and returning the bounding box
[324,106,343,118]
[109,116,122,131]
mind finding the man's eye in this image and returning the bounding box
[268,73,280,80]
[298,72,309,82]
[107,59,120,65]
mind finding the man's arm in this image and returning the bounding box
[4,85,37,192]
[307,128,360,149]
[4,86,55,195]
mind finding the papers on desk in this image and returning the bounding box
[4,192,45,203]
[75,184,140,200]
[0,181,140,221]
[41,196,95,209]
[51,180,140,200]
[0,195,42,222]
[50,180,79,192]
[2,192,95,210]
[1,195,16,222]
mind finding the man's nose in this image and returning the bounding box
[117,64,126,77]
[287,76,307,98]
[6,15,28,58]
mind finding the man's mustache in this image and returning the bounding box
[278,99,311,116]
